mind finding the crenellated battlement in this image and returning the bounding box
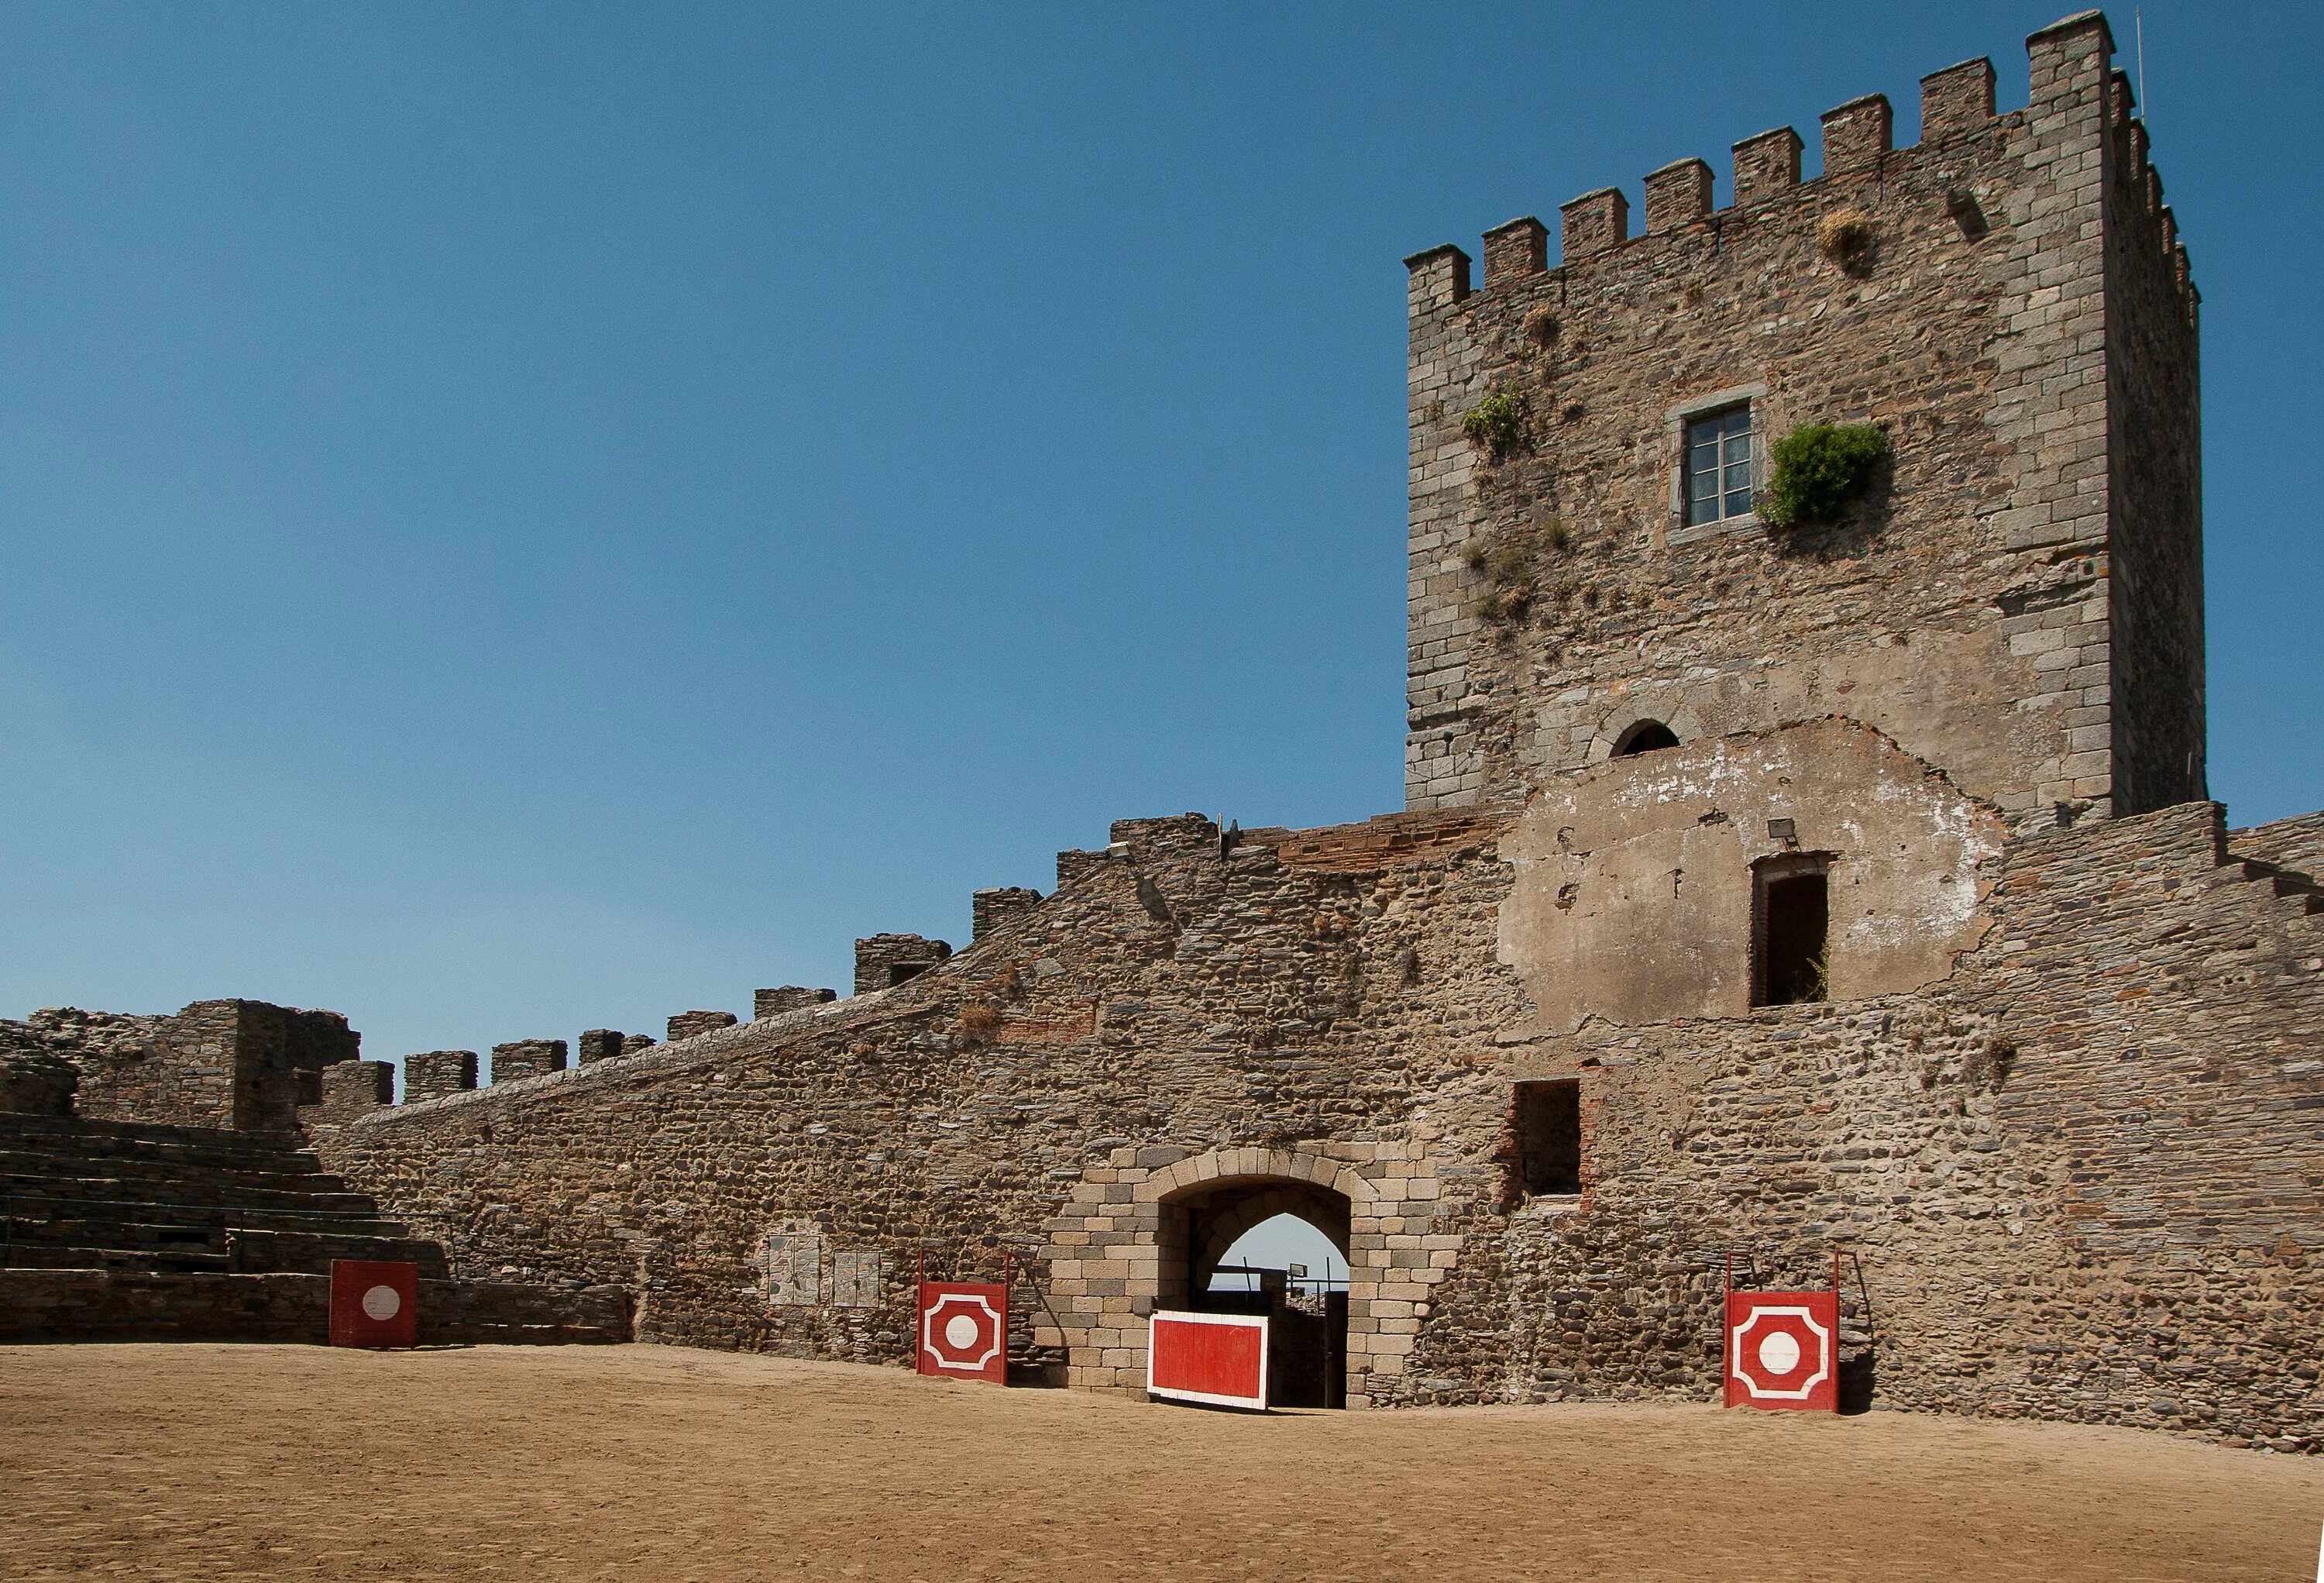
[1403,9,2204,824]
[1411,12,2189,328]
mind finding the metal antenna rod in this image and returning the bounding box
[2137,9,2147,119]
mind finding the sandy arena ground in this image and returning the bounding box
[1,1344,2319,1581]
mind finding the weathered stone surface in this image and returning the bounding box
[1403,12,2199,825]
[490,1040,569,1083]
[665,1012,738,1044]
[0,1047,78,1117]
[853,934,952,996]
[8,13,2311,1455]
[754,987,837,1020]
[0,1001,357,1132]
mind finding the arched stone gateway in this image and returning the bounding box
[1041,1144,1444,1409]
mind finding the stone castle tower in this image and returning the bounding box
[1402,11,2201,829]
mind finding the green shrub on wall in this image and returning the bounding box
[1761,422,1889,528]
[1460,386,1527,460]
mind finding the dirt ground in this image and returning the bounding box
[1,1344,2319,1582]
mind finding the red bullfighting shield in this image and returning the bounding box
[916,1281,1009,1383]
[329,1259,418,1349]
[1147,1310,1269,1412]
[1724,1289,1838,1412]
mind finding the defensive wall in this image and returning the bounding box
[6,11,2317,1452]
[294,763,2324,1449]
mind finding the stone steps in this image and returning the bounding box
[0,1113,335,1171]
[0,1144,343,1192]
[0,1171,382,1216]
[0,1114,627,1346]
[0,1215,448,1275]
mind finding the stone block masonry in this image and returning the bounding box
[309,789,2322,1448]
[2,1000,359,1132]
[404,1049,478,1100]
[1402,12,2198,826]
[755,987,837,1020]
[490,1040,568,1083]
[853,934,951,996]
[23,10,2309,1455]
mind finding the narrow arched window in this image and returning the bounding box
[1613,720,1680,756]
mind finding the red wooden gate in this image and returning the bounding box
[1147,1310,1268,1411]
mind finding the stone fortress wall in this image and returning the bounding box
[12,12,2319,1452]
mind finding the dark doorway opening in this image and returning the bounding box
[1511,1079,1581,1196]
[1613,720,1681,756]
[1755,859,1830,1007]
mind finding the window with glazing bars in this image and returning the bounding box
[1685,404,1754,525]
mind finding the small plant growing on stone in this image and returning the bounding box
[1818,208,1876,274]
[1760,422,1890,529]
[1460,385,1528,460]
[1520,305,1559,346]
[957,1001,1004,1041]
[1466,522,1556,627]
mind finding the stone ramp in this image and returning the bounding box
[0,1114,629,1344]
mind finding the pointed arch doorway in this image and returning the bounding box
[1163,1173,1351,1408]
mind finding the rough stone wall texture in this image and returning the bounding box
[576,1029,625,1065]
[854,934,952,996]
[665,1012,739,1044]
[404,1049,479,1101]
[2102,68,2205,814]
[301,1058,394,1126]
[2232,813,2324,879]
[489,1040,569,1083]
[307,792,2324,1447]
[1,1001,356,1133]
[755,987,837,1020]
[973,888,1045,941]
[1402,15,2192,830]
[35,9,2312,1455]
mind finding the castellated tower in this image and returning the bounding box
[1403,11,2201,827]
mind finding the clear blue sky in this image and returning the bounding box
[2,3,2315,1075]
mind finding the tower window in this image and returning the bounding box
[1613,720,1680,756]
[1685,404,1755,525]
[1511,1079,1581,1196]
[1753,856,1830,1007]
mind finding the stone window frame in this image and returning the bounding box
[1665,383,1772,547]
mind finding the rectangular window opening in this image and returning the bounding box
[1754,859,1830,1007]
[1684,403,1755,526]
[1512,1079,1582,1197]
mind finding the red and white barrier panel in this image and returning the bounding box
[1147,1310,1268,1412]
[916,1281,1009,1384]
[329,1258,418,1349]
[1723,1289,1838,1412]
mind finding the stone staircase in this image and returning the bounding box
[0,1113,629,1345]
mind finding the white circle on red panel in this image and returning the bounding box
[361,1284,403,1322]
[921,1293,1003,1371]
[1731,1303,1832,1402]
[1756,1329,1801,1375]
